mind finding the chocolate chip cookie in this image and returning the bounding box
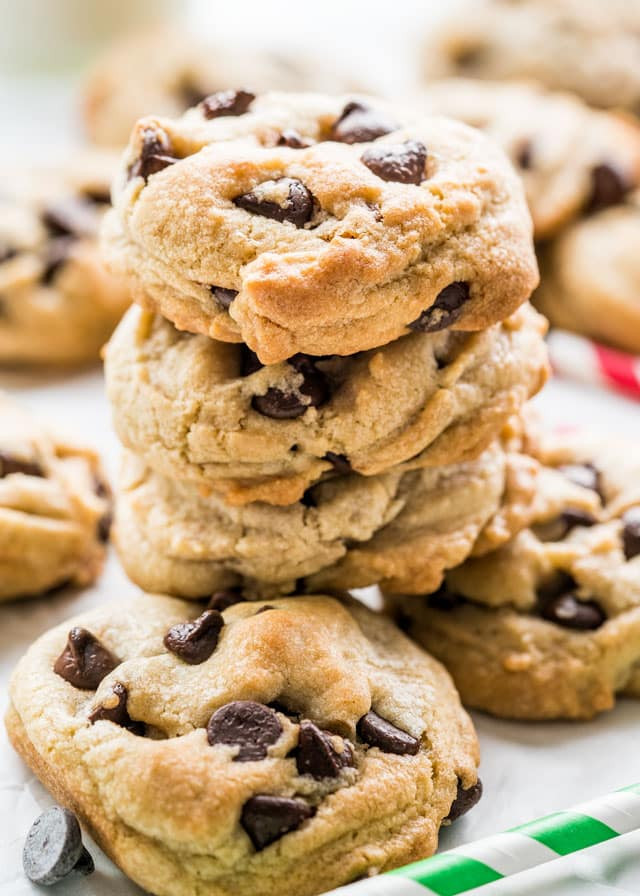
[535,192,640,354]
[417,79,640,239]
[114,442,537,598]
[422,0,640,113]
[388,425,640,719]
[0,392,111,602]
[103,90,538,363]
[105,303,548,505]
[6,592,481,896]
[0,152,130,366]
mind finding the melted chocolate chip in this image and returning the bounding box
[278,129,313,148]
[446,779,483,822]
[241,795,314,851]
[164,609,224,665]
[207,589,247,611]
[539,592,606,631]
[0,452,45,478]
[329,102,398,144]
[622,507,640,561]
[234,178,314,228]
[210,286,238,309]
[557,463,602,497]
[54,627,119,690]
[129,128,178,182]
[357,710,419,755]
[588,163,630,213]
[296,721,354,779]
[207,701,282,760]
[408,282,470,333]
[252,354,329,419]
[361,140,427,185]
[42,198,99,239]
[200,89,255,119]
[426,583,465,611]
[88,682,144,733]
[41,237,74,285]
[324,452,352,474]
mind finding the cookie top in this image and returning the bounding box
[7,593,480,896]
[104,91,538,363]
[115,443,537,598]
[388,425,640,719]
[83,26,360,147]
[0,152,130,366]
[0,392,111,601]
[422,0,640,112]
[105,303,548,505]
[535,193,640,354]
[417,79,640,239]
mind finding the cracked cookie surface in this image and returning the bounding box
[7,592,480,896]
[103,91,538,363]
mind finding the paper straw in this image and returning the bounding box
[327,783,640,896]
[547,329,640,400]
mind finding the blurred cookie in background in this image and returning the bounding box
[82,25,362,147]
[0,151,130,366]
[421,0,640,113]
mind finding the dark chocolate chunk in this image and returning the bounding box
[41,236,75,285]
[446,779,483,822]
[323,452,352,474]
[129,128,178,182]
[0,452,44,478]
[207,701,282,760]
[516,140,533,170]
[200,89,255,119]
[42,198,100,239]
[296,720,354,779]
[234,177,314,228]
[0,245,19,264]
[329,102,398,144]
[535,508,597,541]
[539,592,606,631]
[557,463,602,497]
[97,511,112,543]
[164,609,224,665]
[241,795,314,851]
[252,354,329,419]
[54,627,119,690]
[210,286,238,309]
[357,710,420,755]
[408,282,470,333]
[622,507,640,561]
[588,163,630,213]
[207,589,247,611]
[88,682,144,733]
[361,140,427,185]
[23,807,94,886]
[278,129,313,148]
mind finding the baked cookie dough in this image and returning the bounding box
[114,443,537,598]
[7,592,481,896]
[421,0,640,113]
[535,193,640,354]
[0,152,130,366]
[83,26,359,147]
[388,427,640,719]
[0,393,111,602]
[103,90,538,363]
[417,79,640,239]
[105,303,548,506]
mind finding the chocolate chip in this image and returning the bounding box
[129,128,178,182]
[210,285,238,309]
[540,592,606,630]
[278,129,313,148]
[234,177,314,228]
[408,282,470,333]
[23,808,94,886]
[452,45,486,69]
[252,354,329,419]
[622,507,640,561]
[88,682,144,733]
[207,701,282,760]
[296,721,354,779]
[241,345,264,376]
[178,82,208,109]
[446,779,483,822]
[324,452,352,474]
[97,511,112,543]
[0,245,18,264]
[82,187,111,206]
[558,463,602,497]
[164,609,224,665]
[516,141,534,170]
[536,508,597,541]
[357,710,419,755]
[329,102,398,144]
[0,452,44,478]
[241,795,314,851]
[361,140,427,185]
[200,89,255,119]
[54,627,119,690]
[254,604,278,615]
[41,237,74,285]
[426,583,465,611]
[207,589,247,611]
[42,198,100,239]
[588,163,630,213]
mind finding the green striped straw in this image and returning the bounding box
[328,783,640,895]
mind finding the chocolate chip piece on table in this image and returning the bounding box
[241,795,315,851]
[23,807,94,886]
[0,452,44,478]
[129,128,178,182]
[540,592,606,630]
[361,140,427,185]
[252,354,329,419]
[54,627,119,690]
[200,89,255,119]
[357,710,420,755]
[408,282,470,333]
[234,177,314,228]
[164,609,224,665]
[446,779,483,822]
[210,286,238,309]
[208,589,247,611]
[588,163,630,213]
[323,452,352,474]
[42,198,100,239]
[622,507,640,561]
[329,101,398,144]
[296,720,354,779]
[88,682,144,733]
[207,701,282,760]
